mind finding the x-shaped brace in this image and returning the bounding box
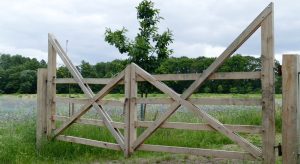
[132,64,262,158]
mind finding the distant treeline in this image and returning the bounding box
[0,54,282,94]
[0,54,47,94]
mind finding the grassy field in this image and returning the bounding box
[0,94,283,163]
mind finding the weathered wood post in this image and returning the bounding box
[36,68,48,148]
[282,54,300,164]
[47,33,57,137]
[261,3,275,163]
[124,64,138,157]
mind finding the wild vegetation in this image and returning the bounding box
[0,53,282,95]
[0,94,282,163]
[0,54,46,94]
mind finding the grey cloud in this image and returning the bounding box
[0,0,299,64]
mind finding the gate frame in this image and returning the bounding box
[36,3,275,162]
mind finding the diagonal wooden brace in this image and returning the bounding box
[130,3,272,158]
[133,64,262,158]
[48,34,125,149]
[52,70,125,148]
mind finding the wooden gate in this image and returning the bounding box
[36,3,275,162]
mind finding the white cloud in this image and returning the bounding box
[172,42,225,58]
[279,51,300,55]
[0,0,299,64]
[0,44,47,61]
[276,51,300,64]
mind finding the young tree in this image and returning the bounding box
[104,0,173,120]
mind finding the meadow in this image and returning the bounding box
[0,94,283,163]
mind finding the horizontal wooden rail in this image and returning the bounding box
[54,115,262,134]
[136,121,262,134]
[56,135,121,150]
[55,97,262,106]
[54,115,125,128]
[138,144,256,160]
[55,97,124,106]
[56,72,261,84]
[137,98,262,106]
[56,135,256,160]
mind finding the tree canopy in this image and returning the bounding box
[0,53,282,94]
[0,54,46,93]
[104,0,173,73]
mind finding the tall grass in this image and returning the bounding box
[0,94,283,163]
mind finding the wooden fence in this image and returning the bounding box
[282,54,300,164]
[36,3,275,163]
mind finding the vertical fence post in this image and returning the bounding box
[129,64,137,155]
[47,34,57,137]
[124,64,138,157]
[261,3,275,163]
[282,54,300,164]
[124,65,131,157]
[36,68,48,148]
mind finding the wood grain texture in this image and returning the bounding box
[55,72,261,84]
[260,3,275,163]
[129,64,137,155]
[46,39,56,136]
[136,97,261,106]
[53,115,262,134]
[138,144,256,160]
[56,135,121,150]
[282,55,299,164]
[124,65,131,157]
[36,69,48,148]
[136,121,262,134]
[55,97,124,106]
[56,97,261,106]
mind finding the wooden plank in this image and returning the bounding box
[136,98,262,106]
[282,55,299,164]
[53,115,262,134]
[56,78,112,84]
[260,4,275,163]
[48,34,125,149]
[54,115,125,128]
[36,68,48,148]
[134,64,262,158]
[55,72,261,84]
[56,135,121,150]
[136,121,262,134]
[138,144,256,160]
[55,97,261,106]
[149,72,260,81]
[130,3,272,158]
[129,64,137,155]
[124,64,138,157]
[46,38,57,136]
[208,72,261,80]
[55,97,124,106]
[124,65,131,157]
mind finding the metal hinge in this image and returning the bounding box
[274,143,282,156]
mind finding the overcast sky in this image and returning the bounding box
[0,0,299,65]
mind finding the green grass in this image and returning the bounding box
[0,94,283,163]
[51,93,283,99]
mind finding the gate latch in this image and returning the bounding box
[274,143,282,156]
